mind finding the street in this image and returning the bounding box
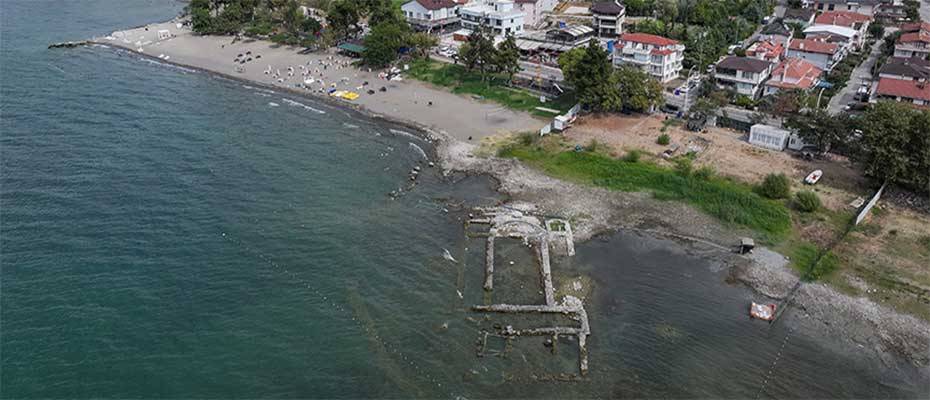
[826,29,886,114]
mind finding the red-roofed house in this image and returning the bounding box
[813,11,871,48]
[873,78,930,107]
[893,23,930,59]
[764,58,824,96]
[786,38,845,71]
[745,40,785,63]
[613,33,685,82]
[814,10,871,27]
[402,0,461,31]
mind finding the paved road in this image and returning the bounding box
[826,29,886,114]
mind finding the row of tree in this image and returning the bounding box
[189,0,323,46]
[628,0,772,69]
[558,43,664,113]
[785,102,930,194]
[455,29,521,81]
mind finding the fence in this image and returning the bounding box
[855,181,888,226]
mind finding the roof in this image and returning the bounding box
[789,38,839,55]
[337,42,366,54]
[618,32,679,46]
[590,0,625,15]
[900,22,930,33]
[805,32,849,43]
[761,22,791,36]
[815,0,880,4]
[716,56,773,73]
[814,11,871,28]
[876,78,930,101]
[804,24,858,38]
[411,0,458,10]
[783,8,815,21]
[746,40,785,61]
[899,30,930,44]
[766,58,823,90]
[879,57,930,79]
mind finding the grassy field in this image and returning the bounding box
[406,60,576,118]
[498,135,792,241]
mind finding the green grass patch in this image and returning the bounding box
[498,140,792,240]
[406,60,575,117]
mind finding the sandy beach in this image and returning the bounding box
[97,21,544,142]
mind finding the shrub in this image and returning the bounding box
[794,190,821,212]
[657,133,671,145]
[694,165,715,181]
[759,173,791,199]
[674,157,693,176]
[518,132,536,146]
[623,150,641,163]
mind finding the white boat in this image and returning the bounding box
[804,170,823,185]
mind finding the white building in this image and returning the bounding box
[513,0,558,28]
[749,124,791,151]
[590,1,626,38]
[460,0,526,37]
[401,0,462,32]
[613,33,684,83]
[713,56,775,99]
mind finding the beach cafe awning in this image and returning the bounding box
[337,42,366,56]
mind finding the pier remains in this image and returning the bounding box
[467,204,590,376]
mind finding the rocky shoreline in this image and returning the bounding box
[437,139,930,373]
[93,21,928,376]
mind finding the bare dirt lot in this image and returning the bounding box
[566,114,871,211]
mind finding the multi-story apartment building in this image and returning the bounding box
[612,33,684,83]
[590,1,626,38]
[713,56,775,99]
[459,0,526,37]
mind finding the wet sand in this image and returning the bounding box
[97,21,545,142]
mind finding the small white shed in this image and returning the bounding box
[749,124,790,151]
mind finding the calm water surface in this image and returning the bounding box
[1,1,926,398]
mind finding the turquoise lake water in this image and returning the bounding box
[1,0,926,398]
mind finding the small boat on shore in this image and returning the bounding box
[750,302,776,321]
[804,169,823,185]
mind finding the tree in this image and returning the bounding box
[494,34,521,81]
[614,65,664,112]
[785,109,852,152]
[795,190,822,212]
[855,102,930,192]
[557,47,585,80]
[868,22,885,39]
[328,0,362,39]
[191,6,214,33]
[759,173,791,199]
[362,21,410,67]
[562,42,620,112]
[458,28,497,77]
[368,0,404,26]
[408,32,438,59]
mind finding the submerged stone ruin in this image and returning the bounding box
[466,203,589,377]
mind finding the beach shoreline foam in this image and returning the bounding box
[91,19,929,373]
